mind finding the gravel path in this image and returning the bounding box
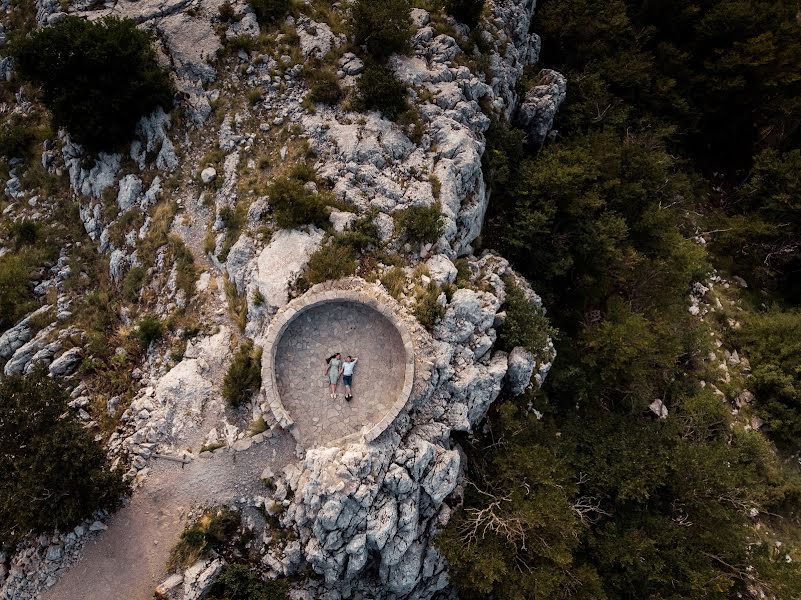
[41,429,296,600]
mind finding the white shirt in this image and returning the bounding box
[343,360,357,376]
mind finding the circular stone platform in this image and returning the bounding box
[262,285,415,448]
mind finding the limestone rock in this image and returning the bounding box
[182,558,224,600]
[252,228,324,309]
[517,69,567,145]
[505,346,535,394]
[200,166,217,184]
[425,255,457,285]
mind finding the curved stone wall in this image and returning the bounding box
[261,282,416,448]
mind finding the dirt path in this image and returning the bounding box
[41,430,295,600]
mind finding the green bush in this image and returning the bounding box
[0,368,126,546]
[497,279,555,360]
[267,176,330,230]
[222,340,262,406]
[12,16,173,151]
[0,117,37,159]
[121,265,147,302]
[9,219,38,249]
[355,61,409,120]
[169,508,241,569]
[414,281,445,330]
[731,309,801,451]
[135,314,164,347]
[0,254,34,332]
[249,0,290,24]
[444,0,484,27]
[218,0,237,22]
[350,0,412,60]
[305,65,343,105]
[300,243,357,288]
[207,563,289,600]
[395,204,443,244]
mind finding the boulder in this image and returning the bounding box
[517,69,567,145]
[200,166,217,184]
[505,346,535,394]
[49,347,83,377]
[425,255,457,285]
[252,227,324,309]
[182,558,224,600]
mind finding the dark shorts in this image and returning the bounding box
[343,374,353,386]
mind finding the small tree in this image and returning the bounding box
[0,368,126,546]
[12,16,174,151]
[497,278,555,359]
[135,314,164,347]
[222,340,262,406]
[356,61,409,120]
[350,0,412,60]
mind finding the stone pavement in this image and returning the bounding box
[274,301,406,447]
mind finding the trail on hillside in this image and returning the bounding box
[41,430,295,600]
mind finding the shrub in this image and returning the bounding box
[169,508,241,569]
[381,266,406,299]
[121,265,147,302]
[305,65,343,105]
[267,176,330,230]
[9,219,38,249]
[12,16,173,152]
[218,0,237,22]
[497,278,555,360]
[0,117,37,159]
[731,309,801,451]
[350,0,412,60]
[444,0,484,28]
[0,367,126,546]
[249,0,290,25]
[0,254,34,332]
[300,243,357,288]
[222,340,262,406]
[355,61,409,120]
[135,314,164,347]
[395,204,443,244]
[414,281,445,329]
[207,564,290,600]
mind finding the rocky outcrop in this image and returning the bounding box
[517,69,567,145]
[260,255,554,598]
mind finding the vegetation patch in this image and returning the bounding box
[0,368,126,547]
[169,508,241,570]
[222,340,263,407]
[12,16,173,151]
[394,204,443,245]
[207,563,289,600]
[349,0,412,60]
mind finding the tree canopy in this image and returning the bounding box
[12,16,174,152]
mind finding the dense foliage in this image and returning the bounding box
[349,0,412,60]
[731,310,801,452]
[394,204,443,245]
[443,0,801,595]
[207,564,289,600]
[355,61,409,120]
[12,17,173,152]
[0,368,125,547]
[266,174,332,230]
[222,340,263,407]
[248,0,290,24]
